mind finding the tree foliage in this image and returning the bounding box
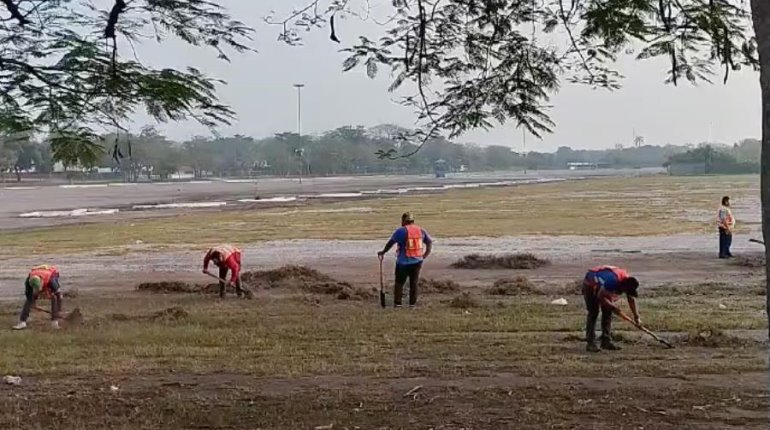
[276,0,757,158]
[11,125,754,180]
[0,0,252,166]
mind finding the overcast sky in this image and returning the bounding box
[130,0,760,152]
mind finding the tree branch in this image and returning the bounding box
[104,0,127,39]
[2,0,31,25]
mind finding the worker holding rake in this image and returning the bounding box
[377,212,433,308]
[582,265,641,352]
[203,245,248,299]
[12,265,63,330]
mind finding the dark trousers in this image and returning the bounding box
[394,262,422,307]
[20,276,61,322]
[218,266,246,298]
[719,228,733,258]
[583,283,613,345]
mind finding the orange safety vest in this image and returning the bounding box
[209,245,239,264]
[29,265,57,294]
[589,265,629,282]
[404,224,424,258]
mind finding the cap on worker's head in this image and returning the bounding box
[401,212,415,223]
[28,275,42,292]
[623,277,639,297]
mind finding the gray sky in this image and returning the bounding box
[131,0,760,152]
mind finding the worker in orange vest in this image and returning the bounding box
[12,265,63,330]
[582,265,641,352]
[203,245,248,298]
[377,212,433,308]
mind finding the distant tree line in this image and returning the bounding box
[665,140,761,174]
[0,125,761,181]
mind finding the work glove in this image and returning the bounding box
[377,251,385,259]
[634,316,642,326]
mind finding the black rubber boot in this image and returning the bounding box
[586,342,600,353]
[600,338,621,351]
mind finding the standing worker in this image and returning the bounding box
[582,265,641,352]
[377,212,433,308]
[203,245,248,298]
[717,196,735,259]
[12,265,63,330]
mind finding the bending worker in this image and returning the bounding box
[377,212,433,308]
[582,265,641,352]
[203,245,248,298]
[13,265,63,330]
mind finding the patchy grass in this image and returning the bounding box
[487,276,538,295]
[0,175,758,256]
[452,253,551,270]
[0,277,766,429]
[447,292,482,309]
[419,278,462,293]
[0,286,764,378]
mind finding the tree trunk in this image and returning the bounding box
[14,165,21,182]
[751,0,770,340]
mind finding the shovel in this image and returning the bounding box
[378,255,386,308]
[615,308,673,348]
[203,271,253,299]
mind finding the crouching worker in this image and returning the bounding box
[203,245,248,298]
[583,265,641,352]
[13,265,62,330]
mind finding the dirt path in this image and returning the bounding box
[2,371,766,429]
[0,234,763,298]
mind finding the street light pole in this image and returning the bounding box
[293,83,304,184]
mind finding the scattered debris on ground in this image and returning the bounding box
[419,278,461,293]
[110,306,189,322]
[562,334,584,342]
[448,292,481,309]
[64,308,84,325]
[305,283,375,301]
[150,307,190,321]
[451,253,550,270]
[550,298,568,306]
[2,375,21,386]
[729,255,765,268]
[683,328,757,348]
[137,281,199,294]
[62,289,79,299]
[487,276,537,295]
[646,282,766,298]
[136,266,370,300]
[562,279,584,295]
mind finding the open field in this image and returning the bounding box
[0,174,766,429]
[0,169,647,230]
[0,174,759,257]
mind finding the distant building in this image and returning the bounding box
[567,162,597,170]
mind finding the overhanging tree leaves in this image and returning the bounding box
[0,0,253,166]
[276,0,757,158]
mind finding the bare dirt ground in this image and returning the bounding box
[0,174,766,429]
